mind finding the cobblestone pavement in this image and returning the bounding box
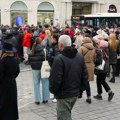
[17,63,120,120]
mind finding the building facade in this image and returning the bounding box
[0,0,120,26]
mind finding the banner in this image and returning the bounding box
[16,16,23,26]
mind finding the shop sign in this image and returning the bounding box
[108,4,117,13]
[72,16,80,20]
[4,8,32,12]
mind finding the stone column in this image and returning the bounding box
[97,3,101,13]
[27,2,37,26]
[60,1,72,26]
[92,3,97,14]
[66,2,72,26]
[1,8,11,25]
[60,2,66,26]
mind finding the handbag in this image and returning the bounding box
[95,59,105,70]
[41,48,50,78]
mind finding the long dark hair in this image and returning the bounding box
[32,37,42,55]
[52,33,60,44]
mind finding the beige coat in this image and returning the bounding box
[78,38,96,81]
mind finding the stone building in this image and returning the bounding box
[0,0,120,26]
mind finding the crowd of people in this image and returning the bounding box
[0,23,120,120]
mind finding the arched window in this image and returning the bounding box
[37,2,54,25]
[10,1,28,26]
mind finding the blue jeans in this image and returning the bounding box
[32,70,50,102]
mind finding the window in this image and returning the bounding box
[72,2,92,15]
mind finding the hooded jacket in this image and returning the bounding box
[49,46,88,99]
[78,38,96,81]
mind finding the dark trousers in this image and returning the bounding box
[96,73,111,94]
[86,81,91,97]
[108,64,116,78]
[116,59,120,75]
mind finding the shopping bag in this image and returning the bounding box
[95,59,105,70]
[41,48,50,78]
[41,60,50,78]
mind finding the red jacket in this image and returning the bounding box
[39,33,46,41]
[22,33,32,48]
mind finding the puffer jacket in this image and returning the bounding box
[79,41,96,81]
[29,44,45,70]
[49,46,88,99]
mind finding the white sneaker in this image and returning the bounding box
[52,98,57,103]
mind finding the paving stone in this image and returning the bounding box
[17,63,120,120]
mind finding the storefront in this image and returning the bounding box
[72,2,92,15]
[0,0,120,26]
[37,2,54,26]
[10,1,28,26]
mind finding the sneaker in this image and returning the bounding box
[35,102,40,105]
[42,100,48,104]
[52,98,57,103]
[86,98,92,104]
[93,95,102,100]
[108,92,114,101]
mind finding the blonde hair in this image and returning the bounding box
[109,33,117,51]
[45,30,51,36]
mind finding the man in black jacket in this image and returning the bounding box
[49,35,88,120]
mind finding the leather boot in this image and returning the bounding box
[109,77,115,83]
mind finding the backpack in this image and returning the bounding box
[95,48,103,67]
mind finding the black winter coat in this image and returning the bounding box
[0,56,20,120]
[49,47,88,99]
[29,44,45,70]
[48,43,60,67]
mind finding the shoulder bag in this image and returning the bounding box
[41,48,50,78]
